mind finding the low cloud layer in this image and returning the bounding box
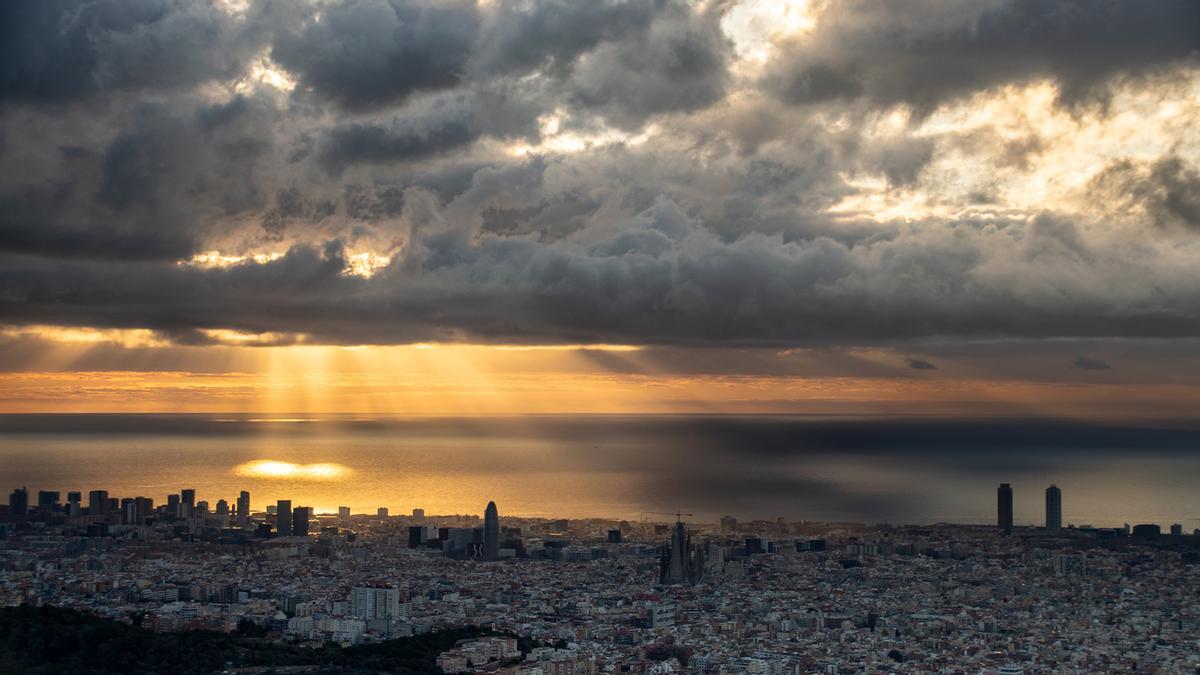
[2,0,1199,353]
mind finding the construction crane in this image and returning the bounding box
[640,511,695,523]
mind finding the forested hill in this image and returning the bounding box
[0,605,497,674]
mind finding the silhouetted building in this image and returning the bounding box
[8,487,28,517]
[88,490,109,515]
[483,501,500,561]
[1132,523,1160,538]
[65,491,82,517]
[135,497,153,522]
[237,491,250,517]
[659,518,704,585]
[122,498,138,524]
[720,515,737,533]
[181,488,196,511]
[745,537,765,555]
[1045,484,1062,531]
[377,507,389,518]
[292,506,310,537]
[167,493,181,518]
[276,500,292,537]
[37,491,60,511]
[215,499,229,516]
[998,483,1013,533]
[408,526,425,548]
[1170,523,1183,536]
[607,529,622,543]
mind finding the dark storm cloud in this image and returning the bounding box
[0,0,258,104]
[320,118,476,170]
[4,196,1200,346]
[0,96,276,259]
[563,0,733,128]
[907,358,937,370]
[470,0,663,77]
[316,86,544,171]
[1,0,1199,353]
[0,185,197,260]
[271,0,480,111]
[1074,355,1112,371]
[767,0,1200,111]
[481,191,603,240]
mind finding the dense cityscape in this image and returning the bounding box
[2,482,1198,673]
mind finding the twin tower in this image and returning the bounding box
[998,483,1062,533]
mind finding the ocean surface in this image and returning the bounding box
[1,414,1198,528]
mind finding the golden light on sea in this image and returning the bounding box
[233,460,353,481]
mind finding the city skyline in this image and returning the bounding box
[6,481,1192,537]
[3,481,1198,672]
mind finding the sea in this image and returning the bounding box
[1,414,1198,528]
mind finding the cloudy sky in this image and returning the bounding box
[1,0,1199,414]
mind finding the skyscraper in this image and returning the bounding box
[8,487,28,517]
[292,506,311,537]
[180,489,195,518]
[135,497,153,522]
[998,483,1013,533]
[1045,484,1062,531]
[483,501,500,561]
[37,491,60,511]
[276,499,292,537]
[237,491,250,517]
[659,518,704,585]
[88,490,109,515]
[122,498,138,525]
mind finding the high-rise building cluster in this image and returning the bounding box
[1,485,326,541]
[403,501,509,561]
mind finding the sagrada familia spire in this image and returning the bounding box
[659,517,704,585]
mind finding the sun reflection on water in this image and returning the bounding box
[233,460,352,480]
